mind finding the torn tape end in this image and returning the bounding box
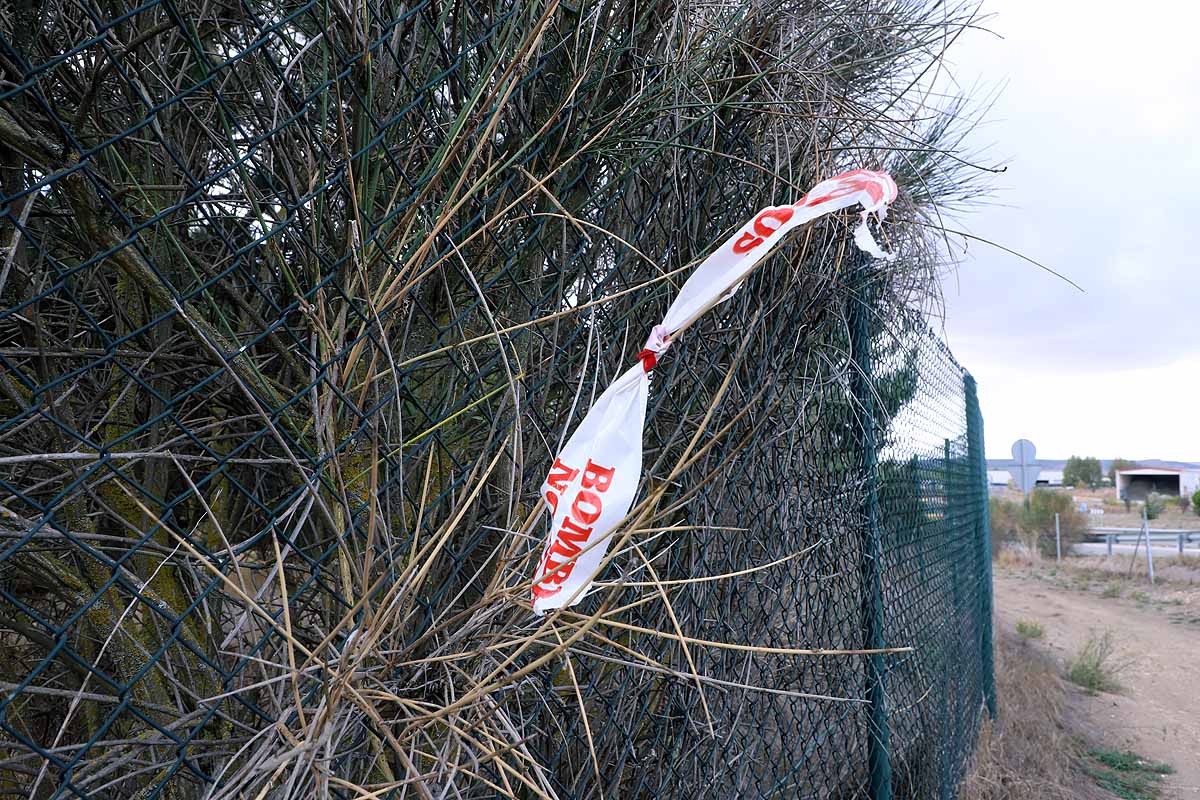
[853,216,897,262]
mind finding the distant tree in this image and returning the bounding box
[1145,492,1166,521]
[1063,456,1102,488]
[1108,457,1138,484]
[1178,494,1191,513]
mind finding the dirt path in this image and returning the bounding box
[994,571,1200,799]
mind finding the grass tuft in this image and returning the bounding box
[1015,618,1044,639]
[1065,630,1124,694]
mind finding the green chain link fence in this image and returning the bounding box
[1,0,994,797]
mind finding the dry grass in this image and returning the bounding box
[996,549,1200,590]
[961,631,1086,800]
[1085,494,1200,530]
[1063,555,1200,586]
[994,545,1038,570]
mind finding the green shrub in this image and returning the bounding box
[1015,618,1044,639]
[1024,489,1088,557]
[1144,493,1165,521]
[988,497,1023,554]
[1192,488,1200,516]
[1066,630,1124,694]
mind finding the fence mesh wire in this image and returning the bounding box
[1,1,994,797]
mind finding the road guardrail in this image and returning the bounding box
[1087,527,1200,555]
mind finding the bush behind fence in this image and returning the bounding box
[0,0,993,797]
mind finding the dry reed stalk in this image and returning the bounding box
[0,0,997,796]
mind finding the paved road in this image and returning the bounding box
[994,571,1200,798]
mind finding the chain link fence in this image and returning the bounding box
[1,0,993,797]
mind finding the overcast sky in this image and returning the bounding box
[938,1,1200,461]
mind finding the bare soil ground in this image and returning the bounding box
[993,562,1200,799]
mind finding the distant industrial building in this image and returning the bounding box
[987,470,1010,487]
[986,458,1200,494]
[987,468,1063,488]
[1115,467,1200,500]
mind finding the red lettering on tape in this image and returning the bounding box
[732,231,761,254]
[752,207,794,237]
[546,459,579,493]
[571,490,602,525]
[534,460,619,605]
[581,460,615,493]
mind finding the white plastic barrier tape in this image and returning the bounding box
[531,169,898,614]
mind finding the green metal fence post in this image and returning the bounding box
[848,262,892,800]
[938,440,954,800]
[945,438,960,617]
[944,435,966,769]
[964,372,997,718]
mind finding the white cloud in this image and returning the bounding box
[940,0,1200,459]
[969,355,1200,461]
